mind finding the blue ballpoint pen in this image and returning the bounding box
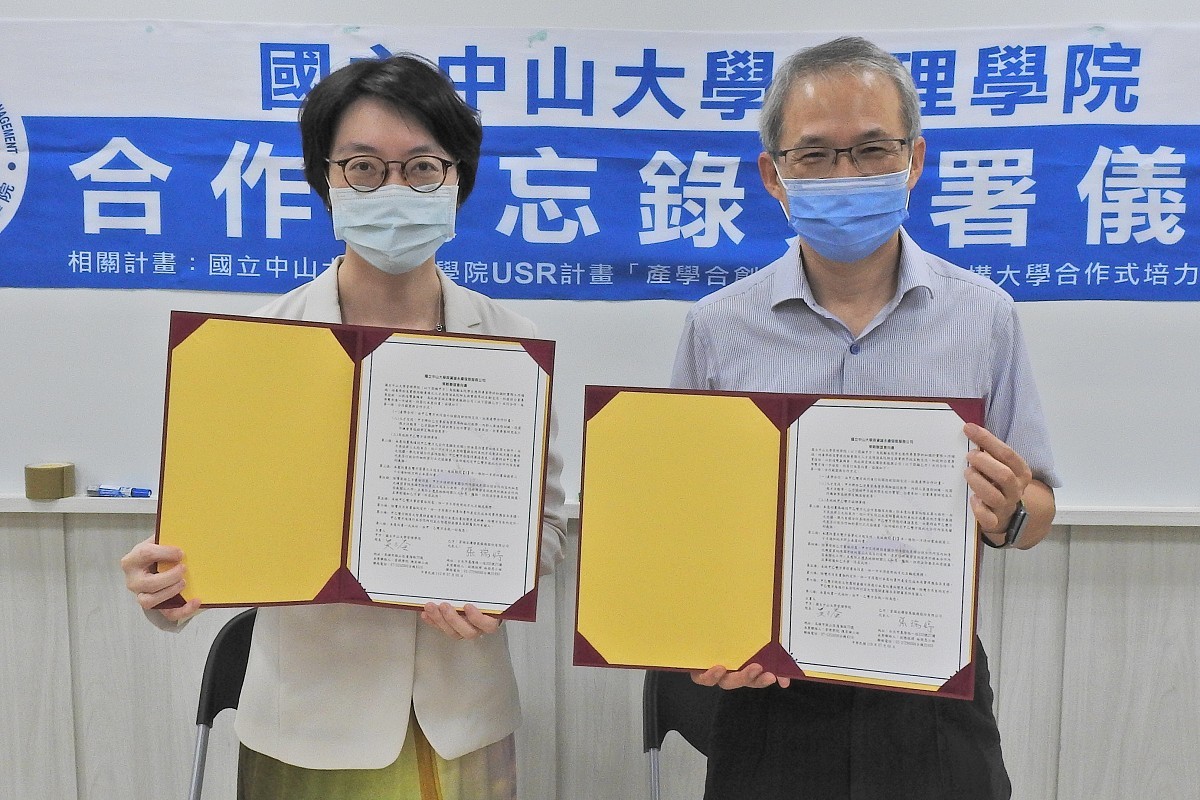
[87,484,153,498]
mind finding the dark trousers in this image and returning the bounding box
[704,637,1010,800]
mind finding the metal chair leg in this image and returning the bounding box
[188,723,210,800]
[648,747,661,800]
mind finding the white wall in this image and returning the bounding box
[4,1,1200,507]
[1,0,1180,27]
[5,511,1200,800]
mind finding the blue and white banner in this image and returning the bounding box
[1,20,1196,300]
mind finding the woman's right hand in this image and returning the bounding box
[120,536,202,623]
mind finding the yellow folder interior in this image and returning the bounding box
[577,391,779,670]
[158,318,354,604]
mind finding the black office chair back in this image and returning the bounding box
[643,669,722,799]
[643,669,721,756]
[189,608,256,800]
[196,608,256,725]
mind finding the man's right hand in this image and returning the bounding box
[691,663,792,690]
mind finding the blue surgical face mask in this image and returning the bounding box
[777,165,911,263]
[330,184,458,275]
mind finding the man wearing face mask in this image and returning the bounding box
[672,37,1059,800]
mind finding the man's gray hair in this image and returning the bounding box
[758,36,922,154]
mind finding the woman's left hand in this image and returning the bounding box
[421,602,502,640]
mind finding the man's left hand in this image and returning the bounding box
[963,422,1032,547]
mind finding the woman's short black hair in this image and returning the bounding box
[299,53,483,209]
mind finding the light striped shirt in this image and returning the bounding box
[672,230,1060,486]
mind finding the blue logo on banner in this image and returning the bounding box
[0,98,29,236]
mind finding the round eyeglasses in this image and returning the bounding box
[772,138,910,179]
[327,154,458,193]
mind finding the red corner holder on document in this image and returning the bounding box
[574,386,982,699]
[154,311,554,622]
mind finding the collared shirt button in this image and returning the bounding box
[849,343,862,355]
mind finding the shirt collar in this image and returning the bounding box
[303,256,345,323]
[895,228,935,301]
[309,257,480,331]
[769,237,808,308]
[770,229,935,311]
[438,267,482,331]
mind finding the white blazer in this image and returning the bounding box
[203,261,566,769]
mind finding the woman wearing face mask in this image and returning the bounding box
[120,54,567,800]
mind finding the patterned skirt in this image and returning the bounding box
[237,715,516,800]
